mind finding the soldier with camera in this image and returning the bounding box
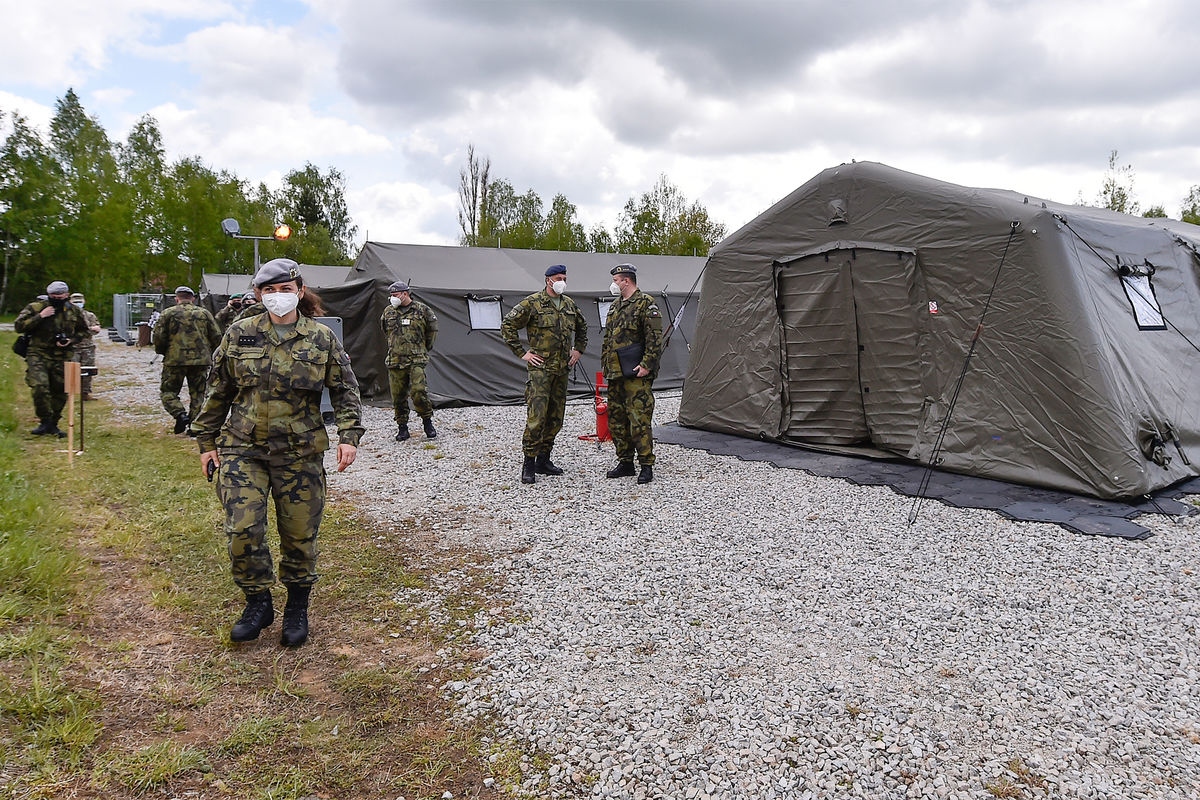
[14,281,90,437]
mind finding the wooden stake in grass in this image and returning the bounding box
[63,361,82,465]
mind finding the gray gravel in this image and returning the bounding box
[94,339,1200,799]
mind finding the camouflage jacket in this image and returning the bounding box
[601,289,664,381]
[214,303,241,332]
[192,314,365,458]
[77,308,101,344]
[234,301,266,323]
[380,300,438,367]
[14,300,90,359]
[153,303,222,366]
[500,290,588,371]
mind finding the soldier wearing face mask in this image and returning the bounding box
[380,280,439,441]
[14,281,90,436]
[69,292,103,400]
[500,264,588,484]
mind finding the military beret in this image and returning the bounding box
[229,293,243,299]
[610,263,637,277]
[545,264,567,278]
[253,258,300,287]
[46,280,69,294]
[388,280,410,293]
[175,285,195,296]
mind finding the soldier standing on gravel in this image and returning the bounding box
[154,286,222,434]
[500,265,588,485]
[14,280,90,437]
[380,280,438,442]
[69,292,103,400]
[601,263,663,485]
[193,258,364,648]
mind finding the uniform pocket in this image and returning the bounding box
[230,348,267,387]
[289,346,328,390]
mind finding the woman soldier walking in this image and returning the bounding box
[193,259,365,647]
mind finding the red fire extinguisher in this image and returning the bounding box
[580,371,612,442]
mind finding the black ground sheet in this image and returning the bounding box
[655,423,1200,540]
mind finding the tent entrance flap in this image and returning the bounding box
[776,245,924,453]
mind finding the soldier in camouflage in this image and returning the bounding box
[69,292,103,399]
[380,279,439,441]
[14,281,90,437]
[193,258,364,647]
[154,286,222,434]
[500,265,588,484]
[601,263,664,485]
[214,293,243,332]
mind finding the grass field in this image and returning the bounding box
[0,333,511,799]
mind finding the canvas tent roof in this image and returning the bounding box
[339,242,707,407]
[678,161,1200,499]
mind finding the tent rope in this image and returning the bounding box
[908,221,1020,526]
[662,258,710,350]
[1055,214,1200,355]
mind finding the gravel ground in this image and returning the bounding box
[91,338,1200,800]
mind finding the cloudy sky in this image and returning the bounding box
[3,0,1199,248]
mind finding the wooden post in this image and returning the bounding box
[64,362,81,466]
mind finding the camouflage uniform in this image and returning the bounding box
[381,299,438,424]
[192,313,365,593]
[14,300,90,428]
[234,301,266,322]
[75,307,101,396]
[601,290,664,466]
[501,290,588,458]
[154,302,222,420]
[214,302,241,333]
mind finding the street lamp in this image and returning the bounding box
[220,217,292,270]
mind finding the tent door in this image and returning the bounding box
[777,246,924,453]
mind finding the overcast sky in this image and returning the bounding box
[3,0,1199,248]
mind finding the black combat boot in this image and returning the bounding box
[30,422,50,436]
[521,457,536,484]
[230,591,275,642]
[606,461,635,478]
[173,414,189,434]
[534,452,564,475]
[395,424,410,442]
[422,417,437,439]
[280,586,311,647]
[636,464,654,484]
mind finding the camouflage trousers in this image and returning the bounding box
[608,376,655,466]
[24,353,70,425]
[216,451,326,593]
[76,343,96,395]
[522,365,568,457]
[388,364,433,424]
[161,364,208,419]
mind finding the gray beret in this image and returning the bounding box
[253,258,300,287]
[545,264,567,278]
[610,263,637,277]
[388,280,410,293]
[174,285,195,296]
[46,280,69,294]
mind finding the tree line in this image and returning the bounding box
[1084,150,1200,223]
[0,90,356,320]
[456,144,727,256]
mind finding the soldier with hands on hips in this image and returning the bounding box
[192,258,365,647]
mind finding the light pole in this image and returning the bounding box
[220,218,292,270]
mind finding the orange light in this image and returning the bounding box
[273,224,292,240]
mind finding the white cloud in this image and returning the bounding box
[349,180,458,245]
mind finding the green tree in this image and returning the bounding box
[457,143,490,247]
[541,193,588,252]
[0,111,63,311]
[276,162,356,263]
[1141,204,1167,218]
[1181,186,1200,225]
[614,175,726,256]
[588,225,615,253]
[119,115,172,281]
[1092,150,1140,215]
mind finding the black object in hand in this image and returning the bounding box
[206,460,216,482]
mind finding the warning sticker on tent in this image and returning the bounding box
[928,301,940,314]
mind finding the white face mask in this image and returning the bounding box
[262,292,300,317]
[609,282,621,296]
[74,301,84,308]
[389,296,404,307]
[551,280,567,295]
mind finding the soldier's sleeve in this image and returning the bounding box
[153,309,170,355]
[425,306,438,351]
[13,304,40,334]
[641,297,665,373]
[325,336,365,447]
[204,310,221,349]
[572,301,588,353]
[192,337,236,453]
[499,298,532,359]
[70,308,89,341]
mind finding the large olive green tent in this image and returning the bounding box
[679,162,1200,499]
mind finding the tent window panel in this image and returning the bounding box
[1120,275,1166,330]
[597,299,613,328]
[467,296,503,330]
